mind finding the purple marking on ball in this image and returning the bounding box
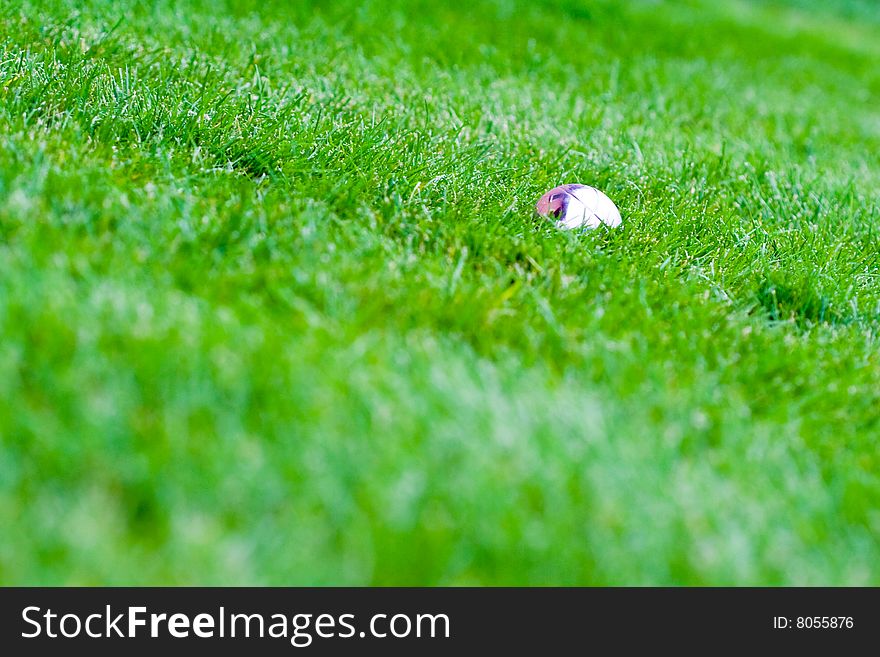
[535,184,585,219]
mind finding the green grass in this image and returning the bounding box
[1,0,879,585]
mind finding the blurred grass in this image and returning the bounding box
[0,0,879,584]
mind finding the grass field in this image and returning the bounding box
[1,0,879,585]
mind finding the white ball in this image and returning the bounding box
[535,184,622,230]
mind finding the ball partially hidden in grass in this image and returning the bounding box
[536,184,622,230]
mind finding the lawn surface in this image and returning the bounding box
[1,0,879,585]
